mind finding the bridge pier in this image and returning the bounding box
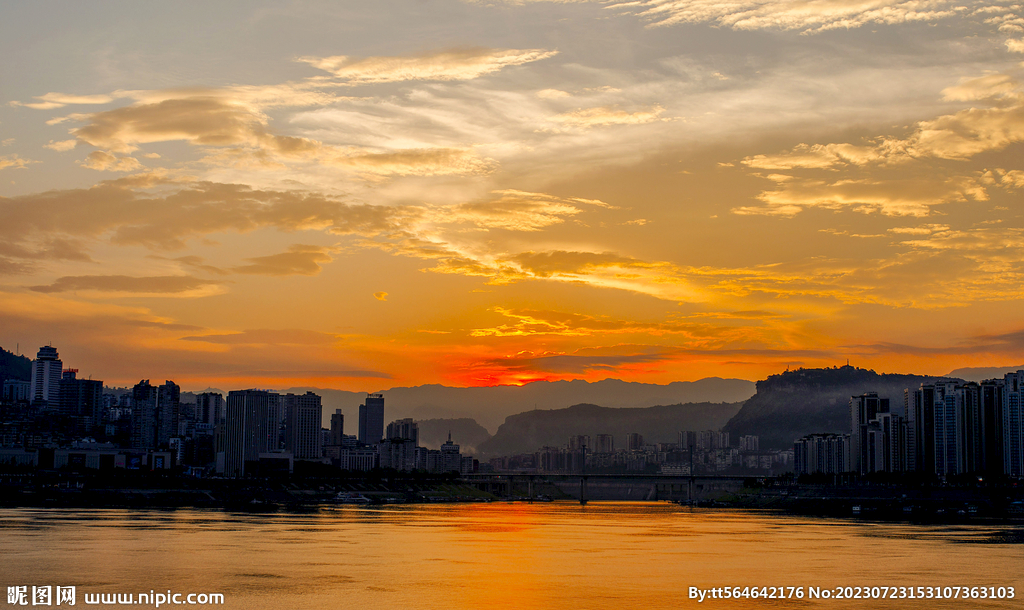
[580,476,588,505]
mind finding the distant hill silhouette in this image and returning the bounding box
[0,346,32,385]
[476,401,742,458]
[282,377,755,432]
[945,365,1024,383]
[723,366,948,450]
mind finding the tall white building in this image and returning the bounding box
[30,345,62,404]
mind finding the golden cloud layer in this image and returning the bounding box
[736,72,1024,216]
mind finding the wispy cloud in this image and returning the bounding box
[10,91,116,110]
[734,72,1024,216]
[298,48,558,83]
[29,274,225,296]
[617,0,969,31]
[550,105,665,129]
[180,328,339,345]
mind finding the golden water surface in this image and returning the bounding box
[1,503,1020,609]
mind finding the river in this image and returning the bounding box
[1,503,1020,608]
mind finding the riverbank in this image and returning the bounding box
[0,471,499,509]
[685,483,1024,524]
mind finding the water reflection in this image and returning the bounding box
[1,504,1019,609]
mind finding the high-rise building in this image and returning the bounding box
[568,434,590,451]
[329,409,344,446]
[865,411,906,474]
[440,432,462,472]
[678,431,697,452]
[695,430,729,452]
[626,432,644,451]
[386,418,418,443]
[980,379,1005,476]
[58,369,103,435]
[195,392,224,427]
[1004,371,1024,476]
[958,382,983,474]
[223,389,278,478]
[30,346,62,404]
[284,391,323,460]
[909,384,936,475]
[850,392,888,475]
[903,376,1022,478]
[3,379,30,402]
[358,393,385,445]
[595,434,614,454]
[933,382,964,476]
[380,417,418,471]
[131,380,180,450]
[794,433,850,475]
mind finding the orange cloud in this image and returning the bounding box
[232,244,335,276]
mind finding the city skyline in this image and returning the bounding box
[5,341,1023,480]
[2,2,1024,391]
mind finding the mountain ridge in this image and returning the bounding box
[477,400,742,458]
[280,376,755,432]
[0,346,32,385]
[723,366,948,450]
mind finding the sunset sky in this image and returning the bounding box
[2,0,1023,390]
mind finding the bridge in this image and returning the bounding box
[459,473,758,504]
